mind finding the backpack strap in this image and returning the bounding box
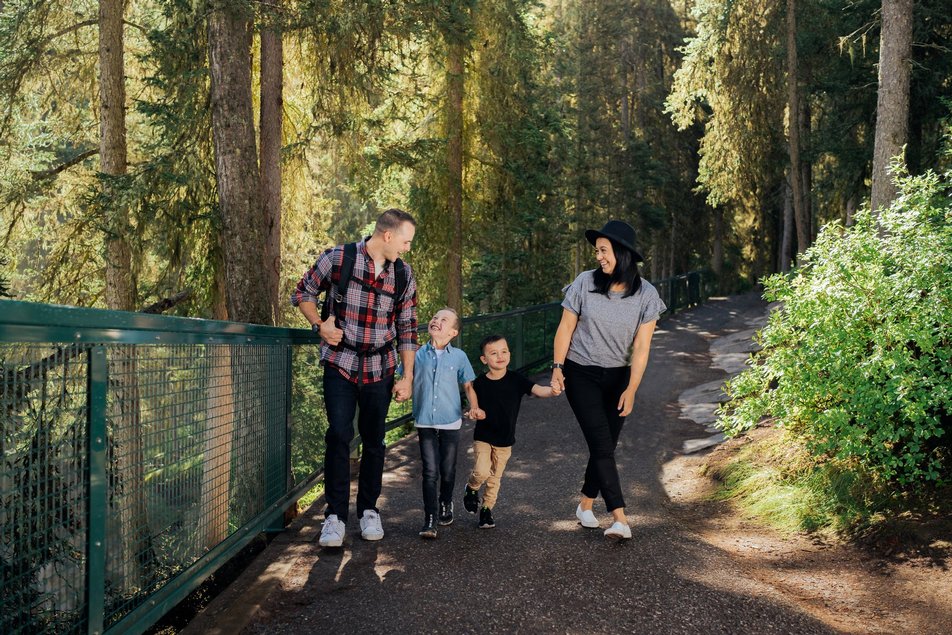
[320,242,357,322]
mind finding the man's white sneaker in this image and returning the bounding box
[319,514,345,548]
[604,521,632,540]
[359,509,384,541]
[576,504,599,528]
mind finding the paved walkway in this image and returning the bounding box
[186,293,837,634]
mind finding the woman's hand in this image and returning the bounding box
[550,368,565,395]
[617,387,636,416]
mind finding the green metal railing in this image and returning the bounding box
[0,270,708,635]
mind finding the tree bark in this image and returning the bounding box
[260,2,283,324]
[208,3,271,325]
[99,0,153,594]
[445,38,465,312]
[780,176,794,272]
[870,0,913,213]
[99,0,135,311]
[786,0,809,259]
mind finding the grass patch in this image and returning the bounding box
[708,427,899,538]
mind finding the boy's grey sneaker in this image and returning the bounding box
[359,509,384,541]
[439,501,454,526]
[478,506,495,529]
[463,486,480,514]
[419,514,438,539]
[318,514,345,548]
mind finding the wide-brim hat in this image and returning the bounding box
[585,220,644,263]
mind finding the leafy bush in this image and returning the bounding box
[719,170,952,485]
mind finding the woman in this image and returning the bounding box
[550,220,666,540]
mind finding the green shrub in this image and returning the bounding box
[719,169,952,486]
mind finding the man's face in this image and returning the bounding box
[384,222,415,262]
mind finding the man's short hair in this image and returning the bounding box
[479,334,507,353]
[375,208,416,234]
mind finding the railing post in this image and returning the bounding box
[515,312,525,370]
[86,346,107,635]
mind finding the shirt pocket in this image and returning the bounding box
[373,289,396,319]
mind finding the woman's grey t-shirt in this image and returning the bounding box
[561,271,667,368]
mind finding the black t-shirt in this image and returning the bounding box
[472,370,535,447]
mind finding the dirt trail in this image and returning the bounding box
[185,293,952,634]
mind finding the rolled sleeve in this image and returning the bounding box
[560,273,586,315]
[395,263,419,351]
[458,353,476,384]
[290,247,335,307]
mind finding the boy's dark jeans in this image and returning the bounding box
[322,366,394,523]
[563,359,630,512]
[417,427,461,517]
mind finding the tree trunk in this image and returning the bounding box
[99,0,135,311]
[260,3,283,324]
[870,0,913,213]
[786,0,809,259]
[99,0,152,594]
[208,3,271,325]
[445,38,465,311]
[780,177,794,272]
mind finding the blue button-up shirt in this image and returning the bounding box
[412,342,476,428]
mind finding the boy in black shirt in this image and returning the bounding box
[463,334,560,528]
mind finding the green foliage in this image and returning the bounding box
[710,429,899,535]
[719,169,952,485]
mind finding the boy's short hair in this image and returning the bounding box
[436,306,461,331]
[375,208,416,234]
[479,334,507,353]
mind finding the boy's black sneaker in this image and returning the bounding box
[419,514,438,539]
[478,506,495,529]
[439,501,454,526]
[463,486,480,514]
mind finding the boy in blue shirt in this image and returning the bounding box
[413,308,484,538]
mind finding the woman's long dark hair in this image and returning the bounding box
[590,237,642,298]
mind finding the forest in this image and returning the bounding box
[0,0,950,325]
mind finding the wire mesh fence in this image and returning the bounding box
[0,270,708,634]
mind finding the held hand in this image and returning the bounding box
[550,368,565,395]
[392,376,412,402]
[319,315,344,346]
[466,407,486,420]
[617,388,636,417]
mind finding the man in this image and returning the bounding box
[291,208,419,547]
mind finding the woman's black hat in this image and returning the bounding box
[585,220,644,263]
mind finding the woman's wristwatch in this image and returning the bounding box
[551,362,565,370]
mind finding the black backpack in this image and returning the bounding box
[320,242,408,324]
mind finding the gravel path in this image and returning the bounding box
[187,293,838,634]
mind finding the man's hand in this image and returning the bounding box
[466,407,486,420]
[393,376,412,402]
[319,315,344,346]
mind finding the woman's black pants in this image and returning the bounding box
[564,359,630,512]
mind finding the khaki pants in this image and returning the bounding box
[466,441,512,510]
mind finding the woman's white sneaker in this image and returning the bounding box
[576,504,599,528]
[604,521,632,540]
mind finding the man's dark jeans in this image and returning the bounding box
[417,427,461,517]
[563,359,630,512]
[322,366,394,523]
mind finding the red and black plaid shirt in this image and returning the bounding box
[291,239,418,384]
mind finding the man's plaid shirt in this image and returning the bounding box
[291,239,418,384]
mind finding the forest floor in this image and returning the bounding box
[664,426,952,634]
